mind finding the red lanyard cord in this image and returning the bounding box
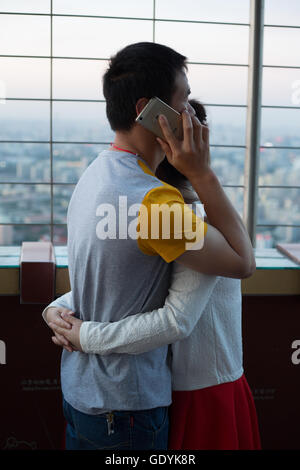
[110,144,139,156]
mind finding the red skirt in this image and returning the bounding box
[168,374,261,450]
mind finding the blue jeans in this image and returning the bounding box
[62,398,169,450]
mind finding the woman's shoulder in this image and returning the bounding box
[170,262,219,293]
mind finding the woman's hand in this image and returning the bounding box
[157,109,211,183]
[48,311,83,353]
[46,307,81,352]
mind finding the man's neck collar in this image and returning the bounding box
[113,129,164,173]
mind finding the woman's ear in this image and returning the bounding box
[136,98,149,116]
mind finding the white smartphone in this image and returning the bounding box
[135,97,182,141]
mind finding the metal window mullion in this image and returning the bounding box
[262,105,300,109]
[243,0,264,246]
[50,1,54,242]
[0,11,249,26]
[2,98,250,107]
[260,145,300,149]
[3,98,106,102]
[153,0,156,42]
[263,64,300,69]
[258,185,300,189]
[259,225,300,229]
[0,182,75,185]
[223,185,245,188]
[2,10,300,29]
[210,144,246,148]
[0,54,251,67]
[0,140,248,148]
[3,54,300,69]
[0,223,52,226]
[4,98,300,110]
[264,23,300,29]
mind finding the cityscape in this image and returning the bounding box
[1,1,299,248]
[0,116,299,248]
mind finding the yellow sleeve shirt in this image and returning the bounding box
[137,182,207,263]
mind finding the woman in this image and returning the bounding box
[44,100,261,450]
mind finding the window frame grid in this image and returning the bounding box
[1,1,300,245]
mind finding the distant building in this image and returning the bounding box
[0,225,13,245]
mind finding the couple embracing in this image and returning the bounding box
[43,42,261,451]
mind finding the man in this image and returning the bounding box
[43,42,255,450]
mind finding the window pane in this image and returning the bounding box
[258,188,300,226]
[259,148,300,187]
[206,106,247,146]
[0,58,50,99]
[265,0,300,27]
[256,226,300,249]
[0,224,51,246]
[155,22,249,64]
[156,0,250,23]
[223,187,244,217]
[53,143,106,183]
[0,14,50,56]
[52,102,113,142]
[53,224,67,245]
[53,59,107,100]
[53,0,153,18]
[0,101,50,141]
[263,27,300,67]
[262,67,300,107]
[0,184,51,223]
[0,0,50,13]
[260,108,300,145]
[53,17,153,58]
[189,64,248,105]
[53,185,75,224]
[211,147,245,185]
[0,143,50,182]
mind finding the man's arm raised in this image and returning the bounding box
[157,111,256,279]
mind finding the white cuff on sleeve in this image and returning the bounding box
[79,321,91,353]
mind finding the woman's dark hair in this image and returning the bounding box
[103,42,187,131]
[156,99,207,189]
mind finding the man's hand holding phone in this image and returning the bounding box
[157,110,212,185]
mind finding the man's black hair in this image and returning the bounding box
[103,42,187,131]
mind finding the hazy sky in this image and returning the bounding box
[0,0,299,131]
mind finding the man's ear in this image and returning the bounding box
[136,98,149,116]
